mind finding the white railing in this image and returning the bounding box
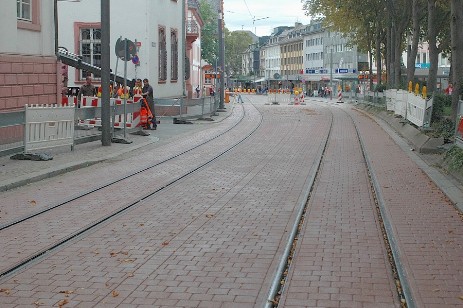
[24,104,75,152]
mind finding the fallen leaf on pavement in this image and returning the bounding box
[29,200,37,206]
[57,299,69,307]
[112,290,119,297]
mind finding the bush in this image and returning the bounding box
[444,145,463,171]
[375,84,387,92]
[431,93,452,124]
[431,118,455,140]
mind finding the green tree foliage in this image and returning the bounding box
[224,29,253,77]
[199,0,218,65]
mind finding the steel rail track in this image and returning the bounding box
[0,108,245,232]
[0,104,264,281]
[265,103,413,308]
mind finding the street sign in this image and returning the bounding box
[115,38,137,61]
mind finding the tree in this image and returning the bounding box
[199,0,218,66]
[450,0,463,120]
[224,29,253,78]
[427,0,450,94]
[406,0,425,86]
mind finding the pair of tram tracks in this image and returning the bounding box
[0,105,264,282]
[266,104,413,308]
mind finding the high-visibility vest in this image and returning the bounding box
[140,106,148,125]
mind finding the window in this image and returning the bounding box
[171,29,178,81]
[17,0,31,20]
[17,0,40,31]
[79,28,101,80]
[159,27,167,82]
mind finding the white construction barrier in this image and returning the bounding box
[384,89,396,111]
[24,104,75,152]
[379,89,432,128]
[406,93,433,127]
[395,90,408,118]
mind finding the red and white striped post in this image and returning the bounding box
[337,85,343,103]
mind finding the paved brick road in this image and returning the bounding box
[278,105,399,308]
[0,96,462,307]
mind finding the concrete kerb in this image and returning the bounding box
[0,136,157,192]
[0,103,236,192]
[353,104,463,212]
[354,103,444,154]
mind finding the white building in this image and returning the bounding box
[58,0,185,99]
[303,22,325,82]
[261,36,282,83]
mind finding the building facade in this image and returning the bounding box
[0,0,58,111]
[58,0,185,99]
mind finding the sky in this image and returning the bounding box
[223,0,311,37]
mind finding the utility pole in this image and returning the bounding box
[101,0,111,146]
[329,47,333,100]
[218,7,226,111]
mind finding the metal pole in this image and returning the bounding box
[101,0,111,146]
[218,8,225,110]
[111,43,120,136]
[123,38,128,138]
[330,47,333,100]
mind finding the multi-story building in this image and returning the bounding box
[186,0,203,98]
[302,21,325,93]
[58,0,186,99]
[0,0,58,111]
[260,27,291,89]
[399,41,451,91]
[279,23,305,89]
[0,0,58,144]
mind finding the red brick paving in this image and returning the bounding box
[0,97,462,307]
[349,106,463,307]
[278,106,399,307]
[0,102,332,307]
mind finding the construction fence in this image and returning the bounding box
[0,95,219,157]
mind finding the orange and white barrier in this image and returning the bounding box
[61,96,77,106]
[77,96,142,129]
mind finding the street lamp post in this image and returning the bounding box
[218,8,225,111]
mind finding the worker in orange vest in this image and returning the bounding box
[140,98,157,130]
